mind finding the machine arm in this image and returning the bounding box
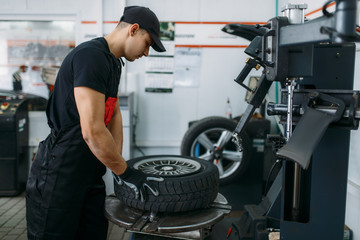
[279,0,359,47]
[232,73,273,149]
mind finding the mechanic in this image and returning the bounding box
[25,6,165,240]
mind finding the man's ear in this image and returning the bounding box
[129,24,140,36]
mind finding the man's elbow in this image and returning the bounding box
[81,123,104,145]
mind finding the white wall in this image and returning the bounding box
[0,0,125,44]
[124,0,275,155]
[347,46,360,240]
[0,0,95,43]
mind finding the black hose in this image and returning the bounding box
[264,159,282,195]
[322,0,335,18]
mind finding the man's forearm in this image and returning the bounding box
[107,102,124,155]
[82,123,127,175]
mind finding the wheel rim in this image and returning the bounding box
[189,127,243,180]
[133,156,201,176]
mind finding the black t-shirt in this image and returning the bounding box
[47,37,122,132]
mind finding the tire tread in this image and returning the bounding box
[114,155,219,213]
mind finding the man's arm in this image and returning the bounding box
[107,100,123,156]
[74,86,127,175]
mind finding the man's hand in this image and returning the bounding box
[113,168,164,202]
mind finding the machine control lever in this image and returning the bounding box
[232,73,273,150]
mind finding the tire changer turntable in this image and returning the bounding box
[105,156,232,240]
[105,1,360,239]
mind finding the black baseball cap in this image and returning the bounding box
[120,6,166,52]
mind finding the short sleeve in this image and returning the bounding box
[73,48,111,94]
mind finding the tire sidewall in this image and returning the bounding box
[126,155,215,180]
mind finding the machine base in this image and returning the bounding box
[105,193,232,240]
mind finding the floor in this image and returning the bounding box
[0,194,279,240]
[0,193,131,240]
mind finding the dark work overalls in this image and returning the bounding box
[26,38,122,240]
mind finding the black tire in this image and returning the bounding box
[181,116,251,184]
[114,155,219,213]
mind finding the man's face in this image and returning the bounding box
[125,29,152,62]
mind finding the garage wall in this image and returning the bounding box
[348,45,360,240]
[0,0,125,44]
[124,0,275,155]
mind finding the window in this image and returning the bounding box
[0,20,75,98]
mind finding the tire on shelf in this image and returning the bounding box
[181,116,251,184]
[114,155,219,213]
